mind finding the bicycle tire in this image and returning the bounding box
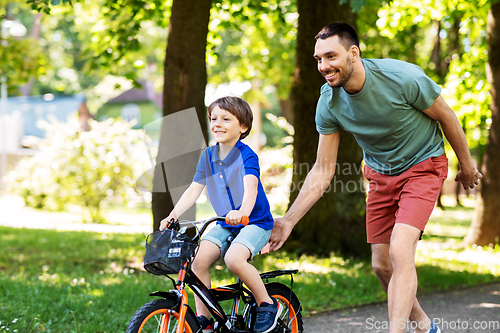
[266,282,304,333]
[126,299,199,333]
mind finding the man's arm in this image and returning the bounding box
[422,95,482,189]
[269,132,340,251]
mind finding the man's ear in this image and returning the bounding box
[350,45,360,62]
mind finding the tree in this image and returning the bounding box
[284,0,370,258]
[465,0,500,246]
[151,0,212,231]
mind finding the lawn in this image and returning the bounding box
[0,206,499,332]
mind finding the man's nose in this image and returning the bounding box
[319,60,330,73]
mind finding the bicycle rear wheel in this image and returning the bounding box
[126,299,199,333]
[266,283,303,333]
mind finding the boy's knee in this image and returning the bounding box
[224,254,239,273]
[224,250,247,273]
[192,253,215,273]
[191,256,205,273]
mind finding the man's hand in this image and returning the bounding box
[455,166,482,190]
[268,217,295,251]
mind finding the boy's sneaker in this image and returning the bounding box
[254,297,283,333]
[427,320,441,333]
[196,315,214,333]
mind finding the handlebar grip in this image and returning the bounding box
[225,216,249,226]
[241,216,249,226]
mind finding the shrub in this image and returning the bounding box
[7,117,144,223]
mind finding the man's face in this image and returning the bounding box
[314,35,354,88]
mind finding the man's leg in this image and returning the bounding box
[385,224,432,333]
[372,242,431,333]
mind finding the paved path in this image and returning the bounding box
[303,282,500,332]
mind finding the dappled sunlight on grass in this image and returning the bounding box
[1,205,500,330]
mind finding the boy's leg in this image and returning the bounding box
[224,243,272,305]
[225,225,282,333]
[191,240,221,318]
[224,224,273,305]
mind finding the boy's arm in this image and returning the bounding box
[160,181,205,230]
[225,174,258,226]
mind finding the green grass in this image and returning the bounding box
[1,207,499,332]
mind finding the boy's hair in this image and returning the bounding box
[315,22,361,56]
[208,96,253,140]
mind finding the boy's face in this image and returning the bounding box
[210,106,248,146]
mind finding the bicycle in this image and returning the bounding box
[126,216,303,333]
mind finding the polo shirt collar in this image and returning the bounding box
[211,141,243,165]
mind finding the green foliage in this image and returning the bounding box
[26,0,73,14]
[358,0,491,166]
[6,117,143,223]
[208,0,297,99]
[23,0,168,100]
[0,36,46,93]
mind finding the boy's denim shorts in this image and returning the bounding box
[202,224,271,260]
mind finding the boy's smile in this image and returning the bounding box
[210,106,248,147]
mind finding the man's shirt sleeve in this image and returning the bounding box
[315,89,340,135]
[401,63,441,111]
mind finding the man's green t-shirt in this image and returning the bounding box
[316,58,445,175]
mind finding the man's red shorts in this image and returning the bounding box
[364,154,448,244]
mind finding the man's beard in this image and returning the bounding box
[325,58,353,88]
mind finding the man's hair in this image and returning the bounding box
[315,22,360,54]
[208,96,253,139]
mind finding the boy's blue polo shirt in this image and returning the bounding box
[193,140,273,231]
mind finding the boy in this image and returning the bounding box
[160,96,281,333]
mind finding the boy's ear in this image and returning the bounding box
[240,125,249,133]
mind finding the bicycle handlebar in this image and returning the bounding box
[187,216,248,243]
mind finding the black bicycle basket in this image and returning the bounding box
[144,229,198,275]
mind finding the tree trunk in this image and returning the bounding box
[285,0,370,258]
[465,2,500,246]
[151,0,212,231]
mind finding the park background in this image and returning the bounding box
[1,0,500,331]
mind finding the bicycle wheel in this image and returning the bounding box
[126,299,199,333]
[266,283,303,333]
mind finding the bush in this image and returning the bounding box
[7,117,145,222]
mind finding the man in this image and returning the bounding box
[268,22,482,333]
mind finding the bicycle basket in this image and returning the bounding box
[144,229,198,275]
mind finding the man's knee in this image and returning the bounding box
[371,244,392,276]
[372,255,392,283]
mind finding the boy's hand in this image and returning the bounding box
[225,210,245,226]
[160,216,176,231]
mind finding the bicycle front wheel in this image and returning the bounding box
[126,299,199,333]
